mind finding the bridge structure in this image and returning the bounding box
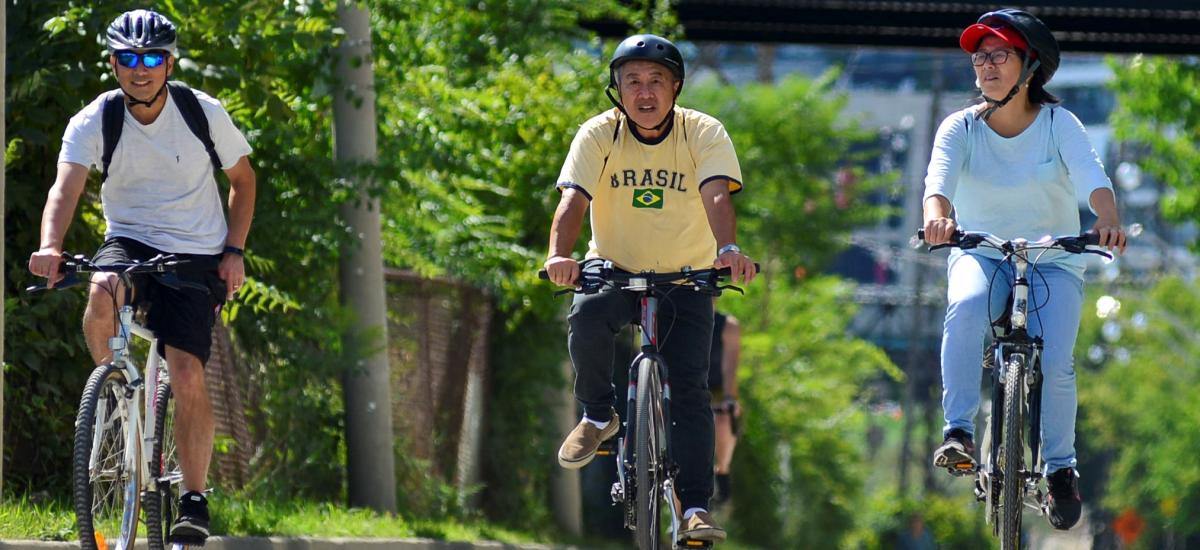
[586,1,1200,54]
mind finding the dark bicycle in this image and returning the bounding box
[541,261,753,549]
[919,229,1110,550]
[28,253,207,550]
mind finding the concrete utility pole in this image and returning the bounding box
[2,0,8,498]
[333,0,396,513]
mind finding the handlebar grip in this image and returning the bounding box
[538,269,549,280]
[917,228,963,244]
[1079,230,1101,246]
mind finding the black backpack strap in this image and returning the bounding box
[100,90,126,182]
[167,82,223,175]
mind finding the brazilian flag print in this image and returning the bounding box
[632,189,664,209]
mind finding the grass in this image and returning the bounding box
[0,494,76,540]
[0,495,548,545]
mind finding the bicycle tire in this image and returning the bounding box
[999,356,1025,550]
[144,380,180,550]
[635,357,664,550]
[73,364,140,550]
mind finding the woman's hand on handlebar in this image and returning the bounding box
[543,255,580,287]
[1092,217,1127,255]
[922,217,958,245]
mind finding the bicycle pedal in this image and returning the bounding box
[678,539,713,549]
[168,535,208,547]
[947,463,977,476]
[595,440,617,457]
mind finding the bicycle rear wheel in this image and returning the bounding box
[73,364,140,550]
[144,380,180,550]
[635,357,665,550]
[999,356,1025,550]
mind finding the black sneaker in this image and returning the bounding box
[169,491,210,544]
[1046,468,1082,530]
[714,473,732,505]
[933,428,977,474]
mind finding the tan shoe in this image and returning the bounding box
[557,411,619,469]
[678,510,727,542]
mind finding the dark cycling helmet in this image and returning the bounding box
[107,9,177,54]
[966,9,1060,85]
[608,34,685,92]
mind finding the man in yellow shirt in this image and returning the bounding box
[544,33,755,543]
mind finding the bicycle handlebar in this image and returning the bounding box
[26,252,201,293]
[916,229,1108,258]
[538,262,760,295]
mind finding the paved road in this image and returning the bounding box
[0,538,591,550]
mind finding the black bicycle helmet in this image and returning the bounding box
[608,34,685,91]
[107,9,177,53]
[975,9,1059,85]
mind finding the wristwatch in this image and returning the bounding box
[717,243,741,257]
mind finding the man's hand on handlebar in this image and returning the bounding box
[715,250,756,285]
[543,255,580,287]
[28,247,67,288]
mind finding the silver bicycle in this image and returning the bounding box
[920,229,1110,550]
[30,253,196,550]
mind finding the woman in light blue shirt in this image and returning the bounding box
[922,9,1126,531]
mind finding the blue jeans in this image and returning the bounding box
[940,250,1083,474]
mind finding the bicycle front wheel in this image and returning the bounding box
[144,380,180,550]
[73,364,140,550]
[999,356,1026,550]
[635,357,665,550]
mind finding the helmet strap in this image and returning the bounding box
[124,80,169,109]
[976,58,1041,121]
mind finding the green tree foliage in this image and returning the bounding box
[1076,279,1200,546]
[1109,57,1200,231]
[718,276,898,548]
[686,74,891,270]
[686,76,901,547]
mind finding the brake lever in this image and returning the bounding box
[717,284,745,295]
[25,273,81,292]
[1084,249,1114,260]
[554,288,576,297]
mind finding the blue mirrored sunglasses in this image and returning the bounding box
[115,50,169,69]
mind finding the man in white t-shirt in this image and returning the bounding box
[27,10,255,543]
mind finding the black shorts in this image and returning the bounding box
[93,237,226,365]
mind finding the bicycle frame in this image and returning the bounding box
[618,278,686,543]
[980,244,1047,525]
[103,295,171,505]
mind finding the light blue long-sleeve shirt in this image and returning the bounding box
[923,105,1113,279]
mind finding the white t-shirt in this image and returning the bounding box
[59,87,253,254]
[923,105,1112,278]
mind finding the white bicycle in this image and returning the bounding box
[30,253,198,550]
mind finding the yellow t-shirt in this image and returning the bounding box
[555,107,743,272]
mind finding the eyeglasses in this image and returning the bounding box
[971,50,1013,66]
[114,50,169,69]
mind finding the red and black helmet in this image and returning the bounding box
[963,9,1060,85]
